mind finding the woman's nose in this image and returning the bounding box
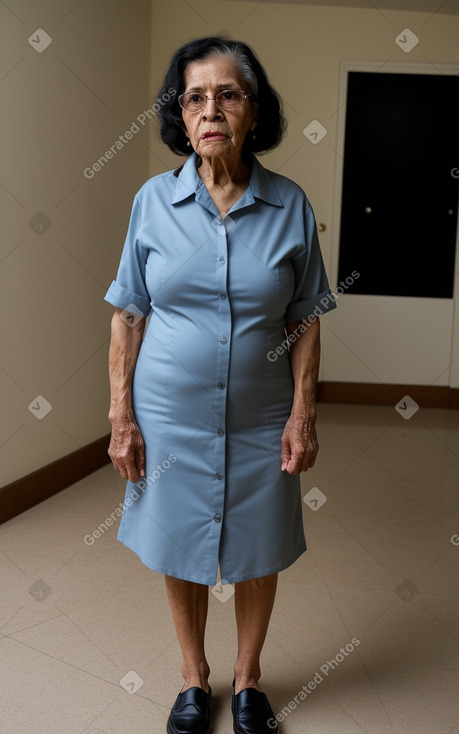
[202,98,223,119]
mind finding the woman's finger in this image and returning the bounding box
[136,448,146,478]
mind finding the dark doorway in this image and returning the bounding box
[337,71,459,298]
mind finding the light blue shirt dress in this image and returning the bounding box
[104,152,336,585]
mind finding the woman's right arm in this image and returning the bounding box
[107,307,146,482]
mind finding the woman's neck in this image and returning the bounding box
[196,153,251,190]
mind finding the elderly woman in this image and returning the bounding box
[105,36,336,734]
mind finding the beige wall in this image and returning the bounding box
[1,0,458,487]
[0,0,151,486]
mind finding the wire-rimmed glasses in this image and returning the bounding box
[178,89,252,113]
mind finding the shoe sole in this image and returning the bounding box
[167,720,211,734]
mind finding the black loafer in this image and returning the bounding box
[232,680,278,734]
[166,686,212,734]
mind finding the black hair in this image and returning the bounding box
[156,36,287,157]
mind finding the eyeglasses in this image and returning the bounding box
[178,89,252,113]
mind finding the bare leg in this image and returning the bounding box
[233,573,278,694]
[164,575,210,692]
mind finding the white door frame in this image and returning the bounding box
[329,60,459,388]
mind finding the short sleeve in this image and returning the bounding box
[285,199,337,322]
[104,195,152,318]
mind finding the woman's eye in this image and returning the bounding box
[190,94,202,103]
[221,91,235,100]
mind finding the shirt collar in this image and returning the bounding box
[171,151,283,208]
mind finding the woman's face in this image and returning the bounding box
[181,56,258,162]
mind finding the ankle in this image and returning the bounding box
[181,662,210,692]
[233,664,261,694]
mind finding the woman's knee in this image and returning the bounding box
[236,573,278,590]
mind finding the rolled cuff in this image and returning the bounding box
[104,281,152,317]
[285,288,337,322]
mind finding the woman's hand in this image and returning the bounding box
[280,410,319,475]
[108,415,146,482]
[281,317,321,475]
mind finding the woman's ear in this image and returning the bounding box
[182,127,191,148]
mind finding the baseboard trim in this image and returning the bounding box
[317,382,459,408]
[0,434,111,525]
[1,382,458,525]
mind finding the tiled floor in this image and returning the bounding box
[1,403,459,734]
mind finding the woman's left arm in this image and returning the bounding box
[280,318,321,475]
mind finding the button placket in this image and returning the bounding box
[212,217,231,556]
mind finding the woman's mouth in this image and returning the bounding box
[201,131,227,141]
